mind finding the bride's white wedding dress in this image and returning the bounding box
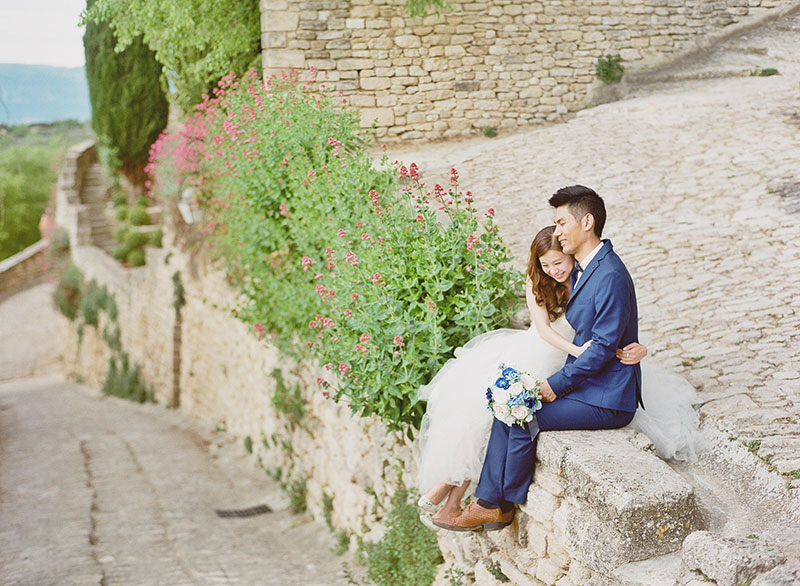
[416,315,704,495]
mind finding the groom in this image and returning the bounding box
[439,185,642,531]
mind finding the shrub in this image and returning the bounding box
[112,225,129,242]
[270,368,307,429]
[149,227,163,248]
[123,230,149,249]
[114,205,129,221]
[135,196,149,207]
[126,248,146,267]
[54,261,84,321]
[127,205,152,226]
[751,67,779,77]
[361,483,442,586]
[147,70,522,431]
[112,192,127,207]
[80,280,112,327]
[102,352,153,402]
[596,54,624,84]
[111,243,131,260]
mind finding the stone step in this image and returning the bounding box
[535,429,704,575]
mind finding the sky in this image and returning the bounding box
[0,0,87,68]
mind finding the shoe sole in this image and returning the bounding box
[430,519,512,532]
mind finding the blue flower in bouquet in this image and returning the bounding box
[487,363,542,427]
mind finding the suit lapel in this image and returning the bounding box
[568,240,613,305]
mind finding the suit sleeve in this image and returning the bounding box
[547,270,633,398]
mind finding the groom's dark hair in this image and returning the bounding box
[549,185,606,238]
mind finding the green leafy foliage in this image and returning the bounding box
[126,247,145,267]
[149,227,163,247]
[0,145,57,260]
[361,484,442,586]
[102,352,153,402]
[80,280,115,326]
[596,54,624,84]
[751,67,779,77]
[147,70,522,431]
[81,0,261,111]
[405,0,451,17]
[54,261,84,321]
[127,206,152,226]
[270,368,307,430]
[83,0,168,186]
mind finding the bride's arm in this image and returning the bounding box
[526,281,588,358]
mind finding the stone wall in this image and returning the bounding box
[260,0,792,141]
[58,143,707,585]
[0,239,51,297]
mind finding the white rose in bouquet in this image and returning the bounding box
[520,374,537,390]
[493,388,510,405]
[511,404,531,422]
[507,381,524,397]
[494,403,511,421]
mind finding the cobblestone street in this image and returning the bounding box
[0,306,349,586]
[388,12,800,480]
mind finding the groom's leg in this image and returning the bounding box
[496,398,635,505]
[474,418,512,506]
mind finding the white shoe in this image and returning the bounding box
[419,512,439,531]
[417,495,442,514]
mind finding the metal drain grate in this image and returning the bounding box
[215,504,273,518]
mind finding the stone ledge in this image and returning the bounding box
[541,429,704,574]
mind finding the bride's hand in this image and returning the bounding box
[575,340,592,357]
[616,343,647,365]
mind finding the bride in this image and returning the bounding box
[416,225,703,526]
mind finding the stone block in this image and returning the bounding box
[359,108,394,128]
[612,552,683,586]
[261,10,298,32]
[345,18,364,29]
[520,485,559,523]
[536,430,704,573]
[360,77,391,91]
[394,35,421,48]
[751,564,800,586]
[264,49,306,69]
[682,532,787,586]
[338,58,374,70]
[537,558,566,585]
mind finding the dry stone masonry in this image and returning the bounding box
[260,0,790,141]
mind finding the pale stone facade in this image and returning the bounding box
[260,0,791,140]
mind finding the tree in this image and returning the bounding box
[0,146,55,260]
[81,0,261,112]
[83,0,169,192]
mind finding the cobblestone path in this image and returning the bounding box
[388,12,800,480]
[0,375,349,586]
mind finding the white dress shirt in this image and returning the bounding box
[574,241,604,284]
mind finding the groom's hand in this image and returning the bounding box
[540,380,557,403]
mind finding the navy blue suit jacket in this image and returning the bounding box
[546,240,642,412]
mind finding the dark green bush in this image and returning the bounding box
[112,192,127,207]
[80,280,112,327]
[361,484,442,586]
[123,230,149,249]
[126,248,146,267]
[127,206,152,226]
[54,261,84,321]
[102,352,153,402]
[111,243,131,260]
[596,54,624,84]
[112,225,129,242]
[114,205,129,221]
[135,196,149,207]
[149,227,163,248]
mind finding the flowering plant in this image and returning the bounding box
[145,68,524,431]
[486,364,542,427]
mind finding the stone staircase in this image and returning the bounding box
[79,162,115,254]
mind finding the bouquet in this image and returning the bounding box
[485,363,542,427]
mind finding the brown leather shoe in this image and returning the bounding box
[432,501,514,532]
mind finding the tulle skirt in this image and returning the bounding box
[416,321,704,495]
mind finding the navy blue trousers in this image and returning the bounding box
[474,397,635,506]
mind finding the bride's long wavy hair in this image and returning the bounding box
[527,225,570,322]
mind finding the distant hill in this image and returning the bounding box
[0,64,91,124]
